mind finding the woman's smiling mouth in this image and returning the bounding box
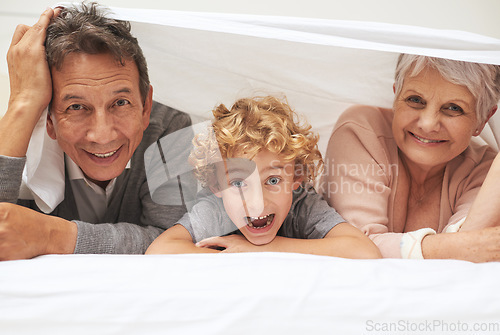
[409,131,446,144]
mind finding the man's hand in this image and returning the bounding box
[0,203,77,261]
[1,8,61,158]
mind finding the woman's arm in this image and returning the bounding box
[420,151,500,263]
[145,224,219,254]
[195,222,382,259]
[461,151,500,231]
[321,105,403,258]
[422,227,500,262]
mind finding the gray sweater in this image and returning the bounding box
[0,102,194,254]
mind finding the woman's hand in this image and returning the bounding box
[422,227,500,262]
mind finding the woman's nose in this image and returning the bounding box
[417,107,441,133]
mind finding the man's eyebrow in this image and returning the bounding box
[114,87,132,95]
[61,88,132,102]
[62,94,84,102]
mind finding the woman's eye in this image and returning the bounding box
[230,180,245,188]
[405,95,425,108]
[442,103,464,116]
[266,177,281,186]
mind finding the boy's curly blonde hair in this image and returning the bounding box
[189,96,323,187]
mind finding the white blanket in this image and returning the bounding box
[1,253,500,335]
[22,5,500,212]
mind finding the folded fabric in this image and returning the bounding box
[19,108,65,213]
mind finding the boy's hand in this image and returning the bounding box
[196,235,260,253]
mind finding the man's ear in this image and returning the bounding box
[142,85,153,130]
[474,106,498,136]
[46,111,57,140]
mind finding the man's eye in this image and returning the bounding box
[230,180,245,188]
[68,104,84,111]
[405,95,425,108]
[266,177,281,185]
[115,99,130,107]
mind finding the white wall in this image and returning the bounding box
[1,0,499,116]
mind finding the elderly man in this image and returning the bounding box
[0,3,193,260]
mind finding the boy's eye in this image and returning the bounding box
[405,95,425,109]
[266,177,281,186]
[230,180,246,188]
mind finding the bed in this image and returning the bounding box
[2,4,500,334]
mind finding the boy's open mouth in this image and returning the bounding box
[245,214,275,229]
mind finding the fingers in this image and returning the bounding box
[10,7,56,47]
[196,236,225,248]
[10,24,30,47]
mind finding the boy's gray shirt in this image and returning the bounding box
[178,184,345,243]
[0,101,194,254]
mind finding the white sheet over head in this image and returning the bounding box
[22,4,500,212]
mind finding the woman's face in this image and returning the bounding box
[392,66,478,171]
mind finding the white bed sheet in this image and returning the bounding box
[6,6,500,335]
[1,253,500,335]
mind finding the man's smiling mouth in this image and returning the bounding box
[91,150,118,158]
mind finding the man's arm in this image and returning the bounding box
[196,222,382,259]
[0,203,76,261]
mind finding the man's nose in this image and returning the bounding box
[86,109,117,143]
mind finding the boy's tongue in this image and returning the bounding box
[250,217,268,228]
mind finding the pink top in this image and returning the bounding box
[321,105,496,258]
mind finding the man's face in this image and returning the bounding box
[47,52,152,187]
[213,150,301,245]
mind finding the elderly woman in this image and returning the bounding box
[321,54,500,261]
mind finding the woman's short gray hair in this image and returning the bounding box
[394,54,500,124]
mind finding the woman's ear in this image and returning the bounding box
[474,106,498,136]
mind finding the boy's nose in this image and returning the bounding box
[241,186,265,216]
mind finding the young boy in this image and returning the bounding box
[146,96,380,258]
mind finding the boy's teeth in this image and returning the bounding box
[246,214,275,229]
[92,150,117,158]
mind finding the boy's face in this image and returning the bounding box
[212,149,301,245]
